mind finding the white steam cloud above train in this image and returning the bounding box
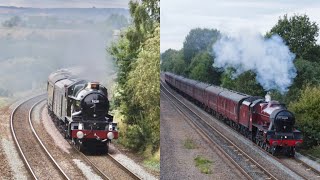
[213,31,296,94]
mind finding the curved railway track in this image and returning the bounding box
[161,82,278,180]
[11,94,142,180]
[10,94,70,179]
[32,97,141,180]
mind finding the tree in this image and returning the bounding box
[188,51,221,84]
[267,14,319,60]
[183,28,220,65]
[161,49,180,72]
[221,69,265,96]
[109,0,160,153]
[289,85,320,148]
[280,58,320,104]
[127,26,160,151]
[161,49,186,75]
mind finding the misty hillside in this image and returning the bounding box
[0,7,129,97]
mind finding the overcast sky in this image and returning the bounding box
[0,0,129,8]
[161,0,320,52]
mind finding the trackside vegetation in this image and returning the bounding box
[109,0,160,163]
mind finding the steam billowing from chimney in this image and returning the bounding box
[212,32,296,94]
[265,92,271,102]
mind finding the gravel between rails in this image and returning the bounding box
[296,153,320,173]
[11,95,65,179]
[31,100,88,179]
[0,92,45,179]
[84,154,138,180]
[277,157,320,179]
[0,106,23,179]
[160,92,245,180]
[161,79,304,180]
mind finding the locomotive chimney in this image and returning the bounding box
[265,92,271,102]
[90,82,100,90]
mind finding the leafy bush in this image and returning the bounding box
[289,85,320,148]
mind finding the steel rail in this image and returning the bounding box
[161,81,278,180]
[10,95,44,180]
[28,98,70,180]
[107,153,141,180]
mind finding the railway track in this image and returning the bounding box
[32,98,141,180]
[161,75,320,179]
[161,82,278,180]
[72,145,141,180]
[11,94,142,179]
[277,157,320,179]
[107,153,141,180]
[10,94,70,179]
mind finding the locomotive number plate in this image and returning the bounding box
[92,100,99,103]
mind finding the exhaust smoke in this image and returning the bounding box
[213,31,296,94]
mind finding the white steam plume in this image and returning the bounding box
[213,32,296,93]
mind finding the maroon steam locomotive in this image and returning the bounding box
[164,72,303,156]
[47,70,118,152]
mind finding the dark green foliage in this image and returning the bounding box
[267,14,319,60]
[161,49,186,75]
[289,85,320,148]
[188,52,221,85]
[273,58,320,105]
[183,28,220,65]
[220,69,265,96]
[109,0,159,153]
[161,28,221,83]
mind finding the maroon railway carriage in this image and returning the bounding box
[217,90,248,124]
[164,72,175,86]
[204,86,224,115]
[164,72,303,156]
[184,79,199,99]
[193,82,210,107]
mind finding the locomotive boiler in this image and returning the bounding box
[47,70,118,152]
[164,72,303,157]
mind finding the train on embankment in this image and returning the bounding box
[164,72,303,157]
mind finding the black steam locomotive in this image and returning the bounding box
[47,70,118,152]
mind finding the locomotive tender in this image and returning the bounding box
[164,72,303,156]
[47,70,118,152]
